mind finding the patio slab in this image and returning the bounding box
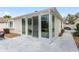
[0,32,78,52]
[50,32,78,52]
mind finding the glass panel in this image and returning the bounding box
[10,21,13,28]
[28,18,32,35]
[41,14,49,38]
[33,16,38,37]
[22,18,26,34]
[52,15,55,37]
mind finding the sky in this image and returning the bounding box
[0,7,79,17]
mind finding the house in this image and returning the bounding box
[10,8,63,39]
[0,17,8,29]
[0,17,14,31]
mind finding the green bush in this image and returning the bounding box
[4,28,10,34]
[73,23,79,36]
[73,32,79,36]
[76,24,79,32]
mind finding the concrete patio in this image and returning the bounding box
[50,32,78,52]
[0,31,78,52]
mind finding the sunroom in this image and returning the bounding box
[12,8,63,39]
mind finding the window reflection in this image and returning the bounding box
[41,14,49,38]
[28,18,32,35]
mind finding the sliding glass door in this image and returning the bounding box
[27,14,54,38]
[28,16,38,37]
[41,14,49,38]
[28,18,32,35]
[33,16,38,37]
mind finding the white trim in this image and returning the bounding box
[49,13,52,40]
[25,18,28,36]
[31,17,33,36]
[38,14,41,39]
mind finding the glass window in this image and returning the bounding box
[22,18,26,34]
[10,21,13,28]
[28,18,32,35]
[28,18,32,25]
[41,14,49,38]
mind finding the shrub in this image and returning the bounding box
[4,28,10,34]
[76,23,79,32]
[73,23,79,36]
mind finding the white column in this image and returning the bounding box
[38,15,41,39]
[25,18,28,36]
[49,12,52,40]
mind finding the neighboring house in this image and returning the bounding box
[0,17,14,30]
[11,8,63,39]
[0,17,9,29]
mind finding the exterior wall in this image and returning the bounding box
[11,18,22,34]
[61,21,64,29]
[11,8,63,39]
[54,17,62,37]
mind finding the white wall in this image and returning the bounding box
[11,18,22,34]
[55,17,61,37]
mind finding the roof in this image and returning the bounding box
[0,17,10,23]
[12,7,63,21]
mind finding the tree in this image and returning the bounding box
[76,23,79,32]
[65,13,79,24]
[73,23,79,36]
[3,15,11,19]
[75,13,79,18]
[66,14,77,24]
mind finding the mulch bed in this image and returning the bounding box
[73,36,79,48]
[5,33,20,38]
